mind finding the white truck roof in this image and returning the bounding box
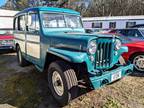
[0,9,18,29]
[82,15,144,21]
[0,9,18,17]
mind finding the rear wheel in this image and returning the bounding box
[16,45,29,67]
[131,53,144,72]
[47,61,78,106]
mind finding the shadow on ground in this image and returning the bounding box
[130,70,144,77]
[0,50,15,54]
[0,52,92,108]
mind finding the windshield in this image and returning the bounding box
[41,13,83,28]
[65,15,82,28]
[140,30,144,36]
[0,29,13,36]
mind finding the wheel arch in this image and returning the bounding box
[44,52,70,71]
[43,52,88,76]
[129,52,144,62]
[15,43,19,50]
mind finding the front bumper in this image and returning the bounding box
[89,64,133,89]
[0,45,14,50]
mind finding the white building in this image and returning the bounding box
[0,9,18,29]
[82,15,144,29]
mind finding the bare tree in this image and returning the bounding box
[83,0,144,17]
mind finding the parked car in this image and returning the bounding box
[109,28,144,43]
[0,28,15,50]
[122,41,144,72]
[14,7,133,106]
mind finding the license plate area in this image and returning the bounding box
[111,70,121,82]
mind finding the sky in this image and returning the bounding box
[0,0,6,6]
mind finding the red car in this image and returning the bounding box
[0,29,15,50]
[122,41,144,72]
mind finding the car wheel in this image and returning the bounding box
[16,45,29,67]
[47,61,78,106]
[132,53,144,72]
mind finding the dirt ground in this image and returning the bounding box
[0,52,144,108]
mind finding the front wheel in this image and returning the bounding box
[131,53,144,72]
[47,61,78,106]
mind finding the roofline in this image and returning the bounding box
[15,7,80,16]
[82,15,144,21]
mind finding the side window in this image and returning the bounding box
[126,22,136,28]
[92,22,102,28]
[119,30,129,36]
[27,12,40,32]
[109,22,116,29]
[18,15,25,31]
[127,29,141,37]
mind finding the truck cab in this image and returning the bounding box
[14,7,133,106]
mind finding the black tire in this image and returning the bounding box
[16,45,29,67]
[130,53,144,72]
[47,61,78,106]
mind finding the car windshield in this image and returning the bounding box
[0,29,13,36]
[41,13,83,28]
[65,15,82,28]
[140,30,144,36]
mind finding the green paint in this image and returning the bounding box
[14,7,133,90]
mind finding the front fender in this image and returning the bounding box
[110,46,128,67]
[119,46,128,54]
[47,47,88,63]
[47,47,95,74]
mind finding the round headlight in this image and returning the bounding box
[88,41,97,54]
[115,39,121,50]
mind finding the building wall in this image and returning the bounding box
[83,16,144,29]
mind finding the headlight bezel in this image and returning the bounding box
[115,39,122,50]
[87,41,97,55]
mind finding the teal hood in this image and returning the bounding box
[43,32,114,52]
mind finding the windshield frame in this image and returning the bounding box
[40,11,83,29]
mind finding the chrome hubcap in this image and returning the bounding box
[133,55,144,71]
[52,71,64,96]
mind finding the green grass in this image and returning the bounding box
[102,97,122,108]
[2,73,42,108]
[0,66,15,72]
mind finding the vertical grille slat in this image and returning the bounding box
[108,43,112,66]
[100,42,103,67]
[106,43,109,67]
[95,38,113,69]
[102,43,105,67]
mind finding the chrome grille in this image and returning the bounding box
[95,38,114,69]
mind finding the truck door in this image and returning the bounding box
[25,11,40,65]
[14,14,26,55]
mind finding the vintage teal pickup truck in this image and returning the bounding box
[13,7,133,106]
